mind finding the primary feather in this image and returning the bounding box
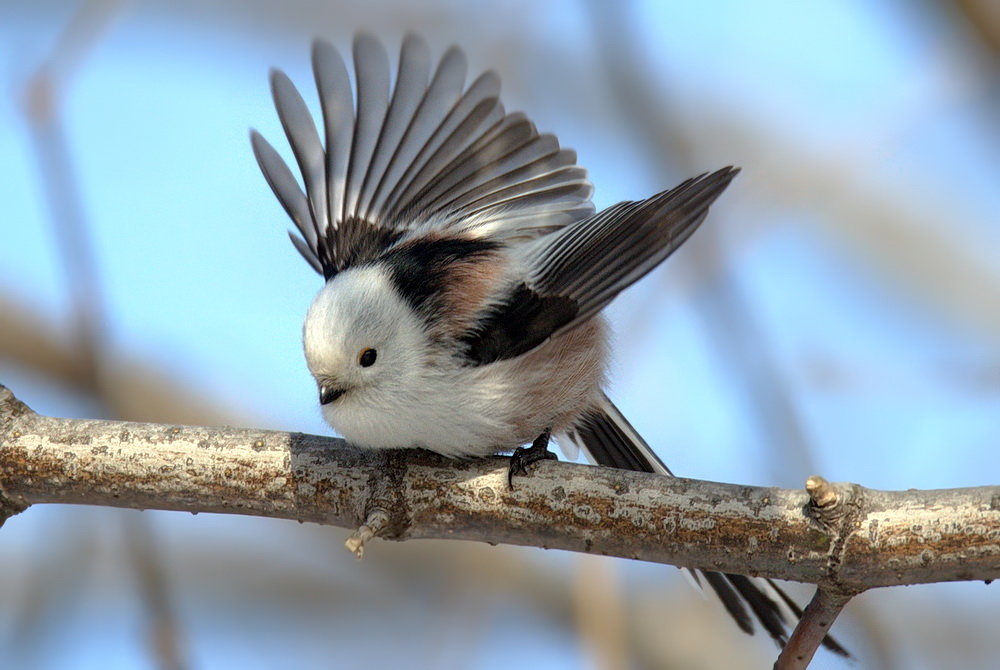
[252,33,845,656]
[251,33,592,280]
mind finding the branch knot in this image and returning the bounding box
[804,475,866,591]
[0,385,36,426]
[0,488,28,529]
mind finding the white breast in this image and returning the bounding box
[325,316,609,458]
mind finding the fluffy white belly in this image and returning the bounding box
[322,364,513,456]
[322,318,608,458]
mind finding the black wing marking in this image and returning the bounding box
[562,394,849,655]
[460,168,737,365]
[459,284,578,365]
[251,33,594,280]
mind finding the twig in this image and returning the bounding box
[774,589,855,669]
[345,508,390,558]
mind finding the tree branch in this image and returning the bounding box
[775,588,853,670]
[2,384,998,592]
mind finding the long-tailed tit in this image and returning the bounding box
[250,34,845,655]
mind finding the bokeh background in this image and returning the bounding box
[1,1,998,668]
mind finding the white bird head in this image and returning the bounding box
[302,265,428,424]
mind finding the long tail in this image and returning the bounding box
[561,392,848,656]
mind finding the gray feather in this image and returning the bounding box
[443,154,590,217]
[254,34,595,279]
[524,167,739,334]
[249,130,315,249]
[420,134,563,217]
[269,70,328,239]
[398,117,538,217]
[383,91,505,223]
[375,52,493,221]
[344,34,390,220]
[357,34,432,221]
[365,43,466,219]
[312,39,354,228]
[288,230,322,273]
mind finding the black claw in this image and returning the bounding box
[508,428,556,488]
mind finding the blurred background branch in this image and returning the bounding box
[17,2,183,668]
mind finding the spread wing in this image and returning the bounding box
[461,167,739,365]
[250,33,594,280]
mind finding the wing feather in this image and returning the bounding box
[369,45,471,219]
[477,170,592,213]
[250,130,317,253]
[312,38,354,229]
[357,34,432,222]
[383,90,504,223]
[253,34,593,279]
[396,116,538,218]
[417,134,562,218]
[460,168,737,365]
[269,70,328,241]
[344,34,390,222]
[287,230,323,274]
[526,167,739,332]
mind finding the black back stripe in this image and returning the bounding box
[380,237,500,319]
[325,217,403,279]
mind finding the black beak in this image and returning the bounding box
[319,384,345,405]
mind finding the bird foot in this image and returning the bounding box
[508,428,556,488]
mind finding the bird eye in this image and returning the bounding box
[358,348,377,367]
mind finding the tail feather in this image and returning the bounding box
[725,573,791,646]
[562,392,848,656]
[700,571,755,636]
[566,392,672,475]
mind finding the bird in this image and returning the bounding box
[250,33,846,655]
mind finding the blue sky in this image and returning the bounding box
[1,2,998,668]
